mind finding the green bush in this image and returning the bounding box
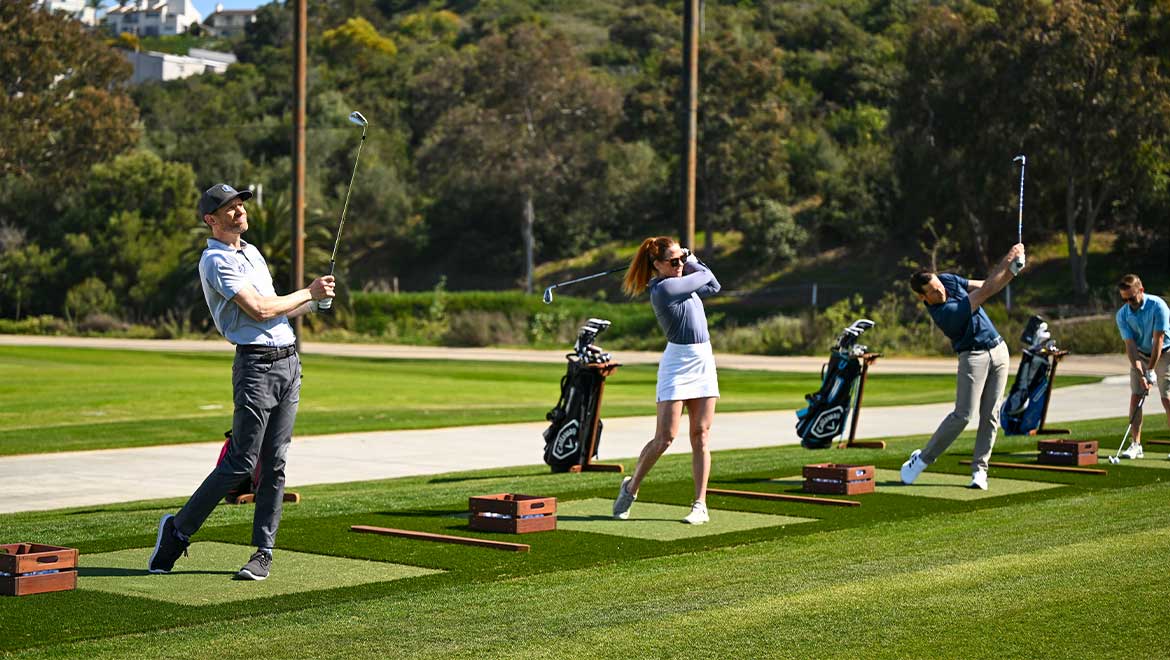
[0,314,69,335]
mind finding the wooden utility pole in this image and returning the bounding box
[291,0,306,348]
[680,0,699,250]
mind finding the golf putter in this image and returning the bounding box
[1108,394,1147,464]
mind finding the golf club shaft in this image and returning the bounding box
[320,121,368,311]
[1111,394,1147,460]
[1015,155,1026,243]
[550,266,628,290]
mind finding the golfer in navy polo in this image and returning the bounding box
[148,183,335,580]
[1113,273,1170,459]
[901,243,1026,490]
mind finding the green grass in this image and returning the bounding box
[0,346,1098,456]
[1,417,1169,656]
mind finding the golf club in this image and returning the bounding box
[1108,393,1147,464]
[542,266,628,304]
[318,110,369,311]
[1011,154,1026,275]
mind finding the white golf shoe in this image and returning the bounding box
[683,501,709,525]
[612,476,637,520]
[968,470,989,491]
[1121,443,1144,460]
[900,449,927,485]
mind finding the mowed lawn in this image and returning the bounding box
[2,417,1169,657]
[0,346,1097,455]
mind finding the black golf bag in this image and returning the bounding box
[542,319,613,472]
[796,319,875,449]
[1001,315,1058,435]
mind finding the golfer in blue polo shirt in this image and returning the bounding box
[901,243,1026,490]
[148,183,335,581]
[1113,273,1170,459]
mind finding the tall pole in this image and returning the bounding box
[291,0,306,349]
[680,0,699,250]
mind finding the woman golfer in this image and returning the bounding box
[613,237,721,524]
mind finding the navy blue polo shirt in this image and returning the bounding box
[925,274,1002,353]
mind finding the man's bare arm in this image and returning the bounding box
[1150,331,1164,371]
[233,287,313,322]
[966,279,985,291]
[968,244,1025,313]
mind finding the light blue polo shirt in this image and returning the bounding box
[199,238,296,347]
[1116,293,1170,356]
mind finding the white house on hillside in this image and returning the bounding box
[103,0,202,36]
[36,0,98,26]
[204,4,256,37]
[124,48,236,84]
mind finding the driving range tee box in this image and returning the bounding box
[1037,439,1098,466]
[803,464,876,495]
[0,543,78,596]
[468,494,557,534]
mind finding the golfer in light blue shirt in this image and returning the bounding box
[1113,273,1170,459]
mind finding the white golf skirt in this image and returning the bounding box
[657,341,720,402]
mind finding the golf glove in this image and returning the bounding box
[1147,369,1157,387]
[1009,254,1025,275]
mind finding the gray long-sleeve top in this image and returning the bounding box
[649,259,721,344]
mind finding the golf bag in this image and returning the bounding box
[542,319,612,472]
[1001,315,1058,435]
[796,319,875,449]
[216,429,260,504]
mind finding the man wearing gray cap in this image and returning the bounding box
[148,183,335,580]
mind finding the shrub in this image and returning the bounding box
[445,311,527,347]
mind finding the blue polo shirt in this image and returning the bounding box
[925,273,1002,353]
[1116,293,1170,356]
[199,238,297,347]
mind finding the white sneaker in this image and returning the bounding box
[612,476,637,520]
[1121,443,1144,460]
[683,500,709,525]
[968,470,988,490]
[900,449,927,485]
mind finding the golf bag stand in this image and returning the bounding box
[1000,315,1070,436]
[216,429,301,505]
[542,319,624,473]
[839,352,885,449]
[796,319,884,449]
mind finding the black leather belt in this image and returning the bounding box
[236,344,297,362]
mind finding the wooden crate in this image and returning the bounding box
[0,543,78,597]
[803,463,875,495]
[468,494,557,534]
[1038,439,1098,466]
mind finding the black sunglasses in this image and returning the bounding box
[658,248,691,268]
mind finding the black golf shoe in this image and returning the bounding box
[235,550,272,581]
[147,514,189,574]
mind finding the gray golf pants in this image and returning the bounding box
[921,341,1010,473]
[175,350,301,548]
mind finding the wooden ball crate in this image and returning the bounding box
[803,463,876,495]
[0,543,78,597]
[468,494,557,534]
[1037,439,1099,466]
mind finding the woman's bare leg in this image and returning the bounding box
[687,397,716,501]
[628,400,684,494]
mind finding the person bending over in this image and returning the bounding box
[612,237,721,524]
[901,243,1025,490]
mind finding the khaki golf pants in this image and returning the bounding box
[921,341,1010,474]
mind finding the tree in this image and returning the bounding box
[0,0,139,183]
[414,23,621,292]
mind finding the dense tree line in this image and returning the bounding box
[0,0,1167,327]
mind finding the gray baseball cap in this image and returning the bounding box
[198,183,253,217]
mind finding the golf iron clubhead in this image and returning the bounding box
[349,111,369,127]
[542,287,555,304]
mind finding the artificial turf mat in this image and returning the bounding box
[555,498,816,540]
[79,542,441,605]
[770,468,1063,500]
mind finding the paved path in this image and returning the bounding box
[0,336,1140,514]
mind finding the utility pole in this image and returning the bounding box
[291,0,306,349]
[680,0,699,251]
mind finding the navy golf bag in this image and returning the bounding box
[1001,316,1058,435]
[543,319,612,472]
[796,319,874,449]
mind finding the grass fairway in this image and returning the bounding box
[2,418,1169,657]
[0,346,1097,455]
